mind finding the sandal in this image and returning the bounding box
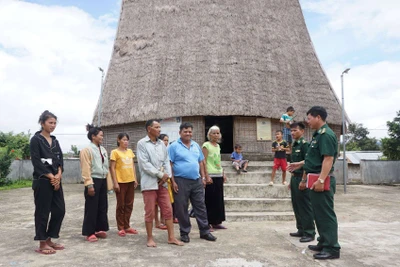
[49,243,65,250]
[156,224,168,230]
[125,228,138,234]
[86,234,98,242]
[173,218,179,224]
[95,231,107,238]
[35,248,56,255]
[118,230,126,237]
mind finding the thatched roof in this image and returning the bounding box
[95,0,344,127]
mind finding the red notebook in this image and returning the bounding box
[306,173,330,191]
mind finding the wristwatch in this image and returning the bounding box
[202,177,206,181]
[318,178,325,184]
[86,184,94,189]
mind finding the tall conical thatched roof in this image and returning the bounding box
[95,0,343,127]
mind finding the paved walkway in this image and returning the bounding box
[0,184,399,266]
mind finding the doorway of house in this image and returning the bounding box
[204,116,233,153]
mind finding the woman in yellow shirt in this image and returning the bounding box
[110,133,138,237]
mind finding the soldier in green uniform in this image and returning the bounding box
[288,122,315,243]
[300,106,340,260]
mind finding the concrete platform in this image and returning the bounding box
[224,172,271,184]
[224,198,293,212]
[224,184,291,198]
[1,184,400,266]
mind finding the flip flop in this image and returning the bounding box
[35,248,56,255]
[49,243,65,250]
[118,230,126,237]
[212,224,227,230]
[95,231,107,238]
[173,218,179,223]
[125,228,138,234]
[156,224,167,230]
[86,234,98,242]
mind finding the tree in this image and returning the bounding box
[345,123,380,151]
[70,145,80,157]
[0,131,31,159]
[0,147,13,181]
[0,131,31,185]
[381,111,400,160]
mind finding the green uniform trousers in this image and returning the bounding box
[290,176,315,237]
[309,176,341,253]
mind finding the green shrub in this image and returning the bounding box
[0,131,31,185]
[0,147,13,185]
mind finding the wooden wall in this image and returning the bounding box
[102,116,206,154]
[102,122,146,154]
[102,116,341,155]
[233,116,341,154]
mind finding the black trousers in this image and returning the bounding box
[82,178,109,236]
[33,178,65,241]
[205,176,225,225]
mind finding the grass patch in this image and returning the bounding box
[0,179,32,190]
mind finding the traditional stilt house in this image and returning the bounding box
[94,0,343,157]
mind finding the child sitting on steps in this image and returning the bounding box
[231,144,249,174]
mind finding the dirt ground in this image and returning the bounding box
[0,184,399,267]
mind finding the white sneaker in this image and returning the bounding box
[268,181,274,186]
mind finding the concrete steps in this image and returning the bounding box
[225,172,270,184]
[222,161,274,172]
[225,198,292,212]
[222,161,294,222]
[224,184,291,198]
[226,211,294,222]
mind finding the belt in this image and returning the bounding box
[174,176,199,180]
[305,172,334,176]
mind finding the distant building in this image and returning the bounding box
[339,151,383,164]
[338,151,383,183]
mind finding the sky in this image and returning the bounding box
[0,0,399,153]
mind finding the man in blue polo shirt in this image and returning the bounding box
[168,122,217,243]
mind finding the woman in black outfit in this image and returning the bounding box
[30,110,65,255]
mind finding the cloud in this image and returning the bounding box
[300,0,400,63]
[0,0,117,152]
[325,61,400,139]
[300,0,400,139]
[301,0,400,41]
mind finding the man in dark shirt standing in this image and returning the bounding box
[288,122,315,243]
[269,130,290,185]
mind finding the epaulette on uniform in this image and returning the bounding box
[318,128,326,134]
